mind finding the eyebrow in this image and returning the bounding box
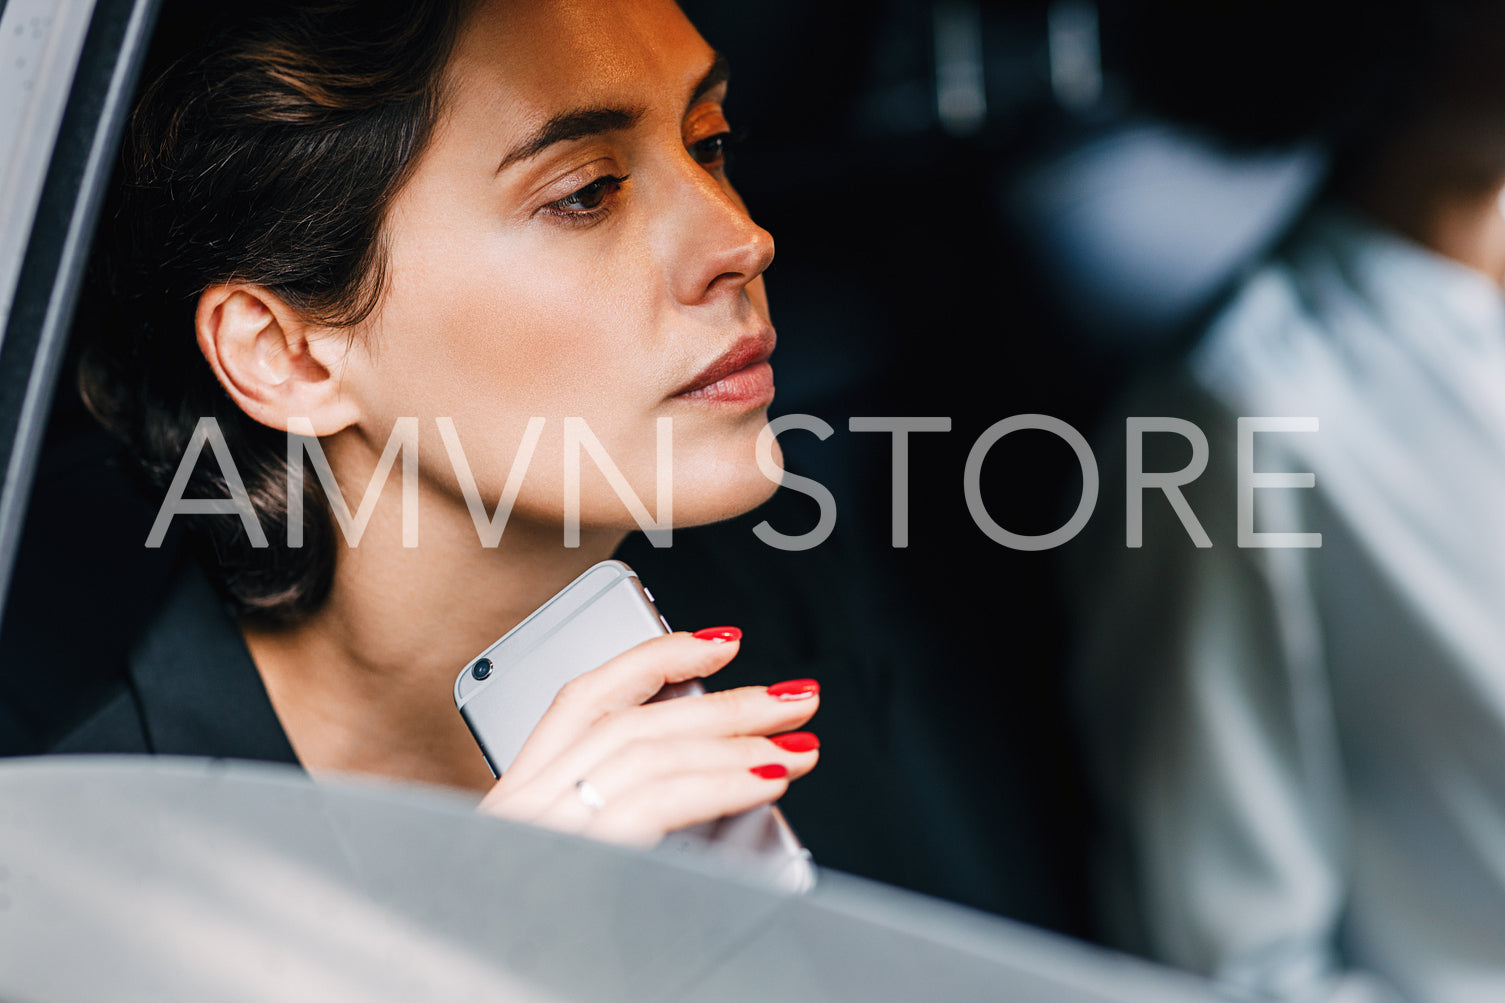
[691,52,730,110]
[495,107,644,174]
[494,52,730,175]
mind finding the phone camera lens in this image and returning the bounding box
[471,658,492,681]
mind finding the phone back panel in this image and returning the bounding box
[455,560,666,775]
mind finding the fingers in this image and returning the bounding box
[583,768,794,847]
[504,631,740,781]
[501,682,820,809]
[491,731,817,832]
[481,730,818,827]
[511,739,809,848]
[474,621,824,851]
[575,733,819,806]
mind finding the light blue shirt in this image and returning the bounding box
[1069,207,1505,1003]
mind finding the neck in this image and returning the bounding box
[241,442,627,794]
[1342,132,1505,285]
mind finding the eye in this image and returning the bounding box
[540,173,629,228]
[549,174,628,216]
[690,131,734,168]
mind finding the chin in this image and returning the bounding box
[674,468,782,528]
[568,427,783,532]
[683,430,784,525]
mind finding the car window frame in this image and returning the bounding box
[0,0,161,622]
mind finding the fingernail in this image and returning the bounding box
[767,678,819,701]
[750,764,789,780]
[693,626,742,643]
[768,731,820,753]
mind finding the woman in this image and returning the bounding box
[70,0,820,848]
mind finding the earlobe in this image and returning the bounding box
[195,285,362,435]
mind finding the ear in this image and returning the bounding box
[195,285,363,436]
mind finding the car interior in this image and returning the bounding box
[0,0,1343,959]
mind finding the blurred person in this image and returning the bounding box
[1070,3,1505,999]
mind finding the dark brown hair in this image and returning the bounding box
[80,0,473,622]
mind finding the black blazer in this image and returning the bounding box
[26,497,1088,935]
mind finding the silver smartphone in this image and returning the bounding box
[454,559,814,892]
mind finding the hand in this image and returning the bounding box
[476,628,820,847]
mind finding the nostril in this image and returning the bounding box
[707,270,744,294]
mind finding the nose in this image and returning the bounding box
[665,165,775,307]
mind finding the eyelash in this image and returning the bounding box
[541,173,630,227]
[541,130,744,228]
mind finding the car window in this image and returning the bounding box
[0,0,98,343]
[0,0,157,621]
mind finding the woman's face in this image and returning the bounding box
[338,0,780,535]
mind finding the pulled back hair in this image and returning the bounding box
[80,0,473,622]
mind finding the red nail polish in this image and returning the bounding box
[750,763,788,780]
[769,731,820,753]
[767,678,819,700]
[692,626,742,643]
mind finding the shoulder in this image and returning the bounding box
[38,556,296,764]
[46,683,151,755]
[1186,206,1442,418]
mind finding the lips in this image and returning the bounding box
[674,327,777,405]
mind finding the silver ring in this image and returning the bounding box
[575,779,606,811]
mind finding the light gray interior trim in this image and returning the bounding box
[0,0,97,348]
[0,757,1235,1003]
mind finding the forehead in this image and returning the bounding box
[449,0,713,115]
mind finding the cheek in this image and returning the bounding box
[354,236,675,515]
[373,237,657,422]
